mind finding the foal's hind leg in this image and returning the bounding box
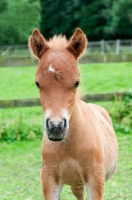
[71,186,84,200]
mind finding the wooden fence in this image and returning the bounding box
[0,91,131,108]
[1,39,132,66]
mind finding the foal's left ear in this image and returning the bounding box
[28,29,49,59]
[67,28,87,58]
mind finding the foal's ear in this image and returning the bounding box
[67,28,87,58]
[28,29,49,59]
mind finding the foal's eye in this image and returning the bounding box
[35,81,40,88]
[74,80,80,88]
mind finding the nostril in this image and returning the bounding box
[46,118,51,133]
[62,119,67,131]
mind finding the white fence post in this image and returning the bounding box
[101,40,105,54]
[115,39,120,54]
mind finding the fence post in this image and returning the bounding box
[115,39,120,54]
[101,40,105,54]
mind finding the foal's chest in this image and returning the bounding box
[58,158,85,186]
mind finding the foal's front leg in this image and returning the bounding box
[41,168,63,200]
[85,164,105,200]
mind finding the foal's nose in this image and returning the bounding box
[46,118,67,135]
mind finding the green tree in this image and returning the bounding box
[101,0,114,39]
[79,0,113,40]
[0,0,40,45]
[0,0,8,13]
[40,0,81,39]
[109,0,132,39]
[40,0,114,40]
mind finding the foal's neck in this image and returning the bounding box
[70,92,84,128]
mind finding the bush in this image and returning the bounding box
[108,94,132,134]
[0,95,131,142]
[0,116,43,142]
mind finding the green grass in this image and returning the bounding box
[0,66,39,99]
[79,62,132,94]
[0,62,132,99]
[0,106,43,123]
[0,133,132,200]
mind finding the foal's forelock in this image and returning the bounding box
[47,35,68,50]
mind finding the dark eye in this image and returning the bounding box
[35,81,40,88]
[74,80,80,88]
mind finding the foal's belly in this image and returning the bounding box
[59,158,85,186]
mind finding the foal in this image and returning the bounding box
[29,28,118,200]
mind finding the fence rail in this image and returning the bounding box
[1,40,132,66]
[1,39,132,57]
[87,39,132,54]
[0,91,131,108]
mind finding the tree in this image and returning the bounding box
[101,0,114,39]
[0,0,40,45]
[78,0,114,40]
[40,0,81,39]
[40,0,115,40]
[0,0,8,13]
[109,0,132,39]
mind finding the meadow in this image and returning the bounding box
[0,132,132,200]
[0,62,132,100]
[0,62,132,199]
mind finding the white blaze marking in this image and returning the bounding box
[44,108,70,129]
[53,185,62,200]
[62,109,70,123]
[48,65,55,73]
[52,118,61,126]
[86,185,92,200]
[45,109,51,119]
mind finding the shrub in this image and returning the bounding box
[0,116,43,142]
[0,95,131,142]
[108,93,132,134]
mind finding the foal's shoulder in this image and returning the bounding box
[87,103,112,126]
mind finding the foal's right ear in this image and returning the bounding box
[28,29,49,59]
[67,28,87,59]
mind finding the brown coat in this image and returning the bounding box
[29,28,118,200]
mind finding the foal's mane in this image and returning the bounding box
[47,35,68,50]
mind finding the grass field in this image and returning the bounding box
[0,62,132,100]
[0,132,132,200]
[0,63,132,199]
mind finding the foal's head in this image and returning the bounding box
[29,28,87,141]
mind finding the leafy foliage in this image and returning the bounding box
[40,0,111,40]
[79,0,111,40]
[0,0,40,45]
[40,0,132,41]
[109,0,132,38]
[0,0,132,44]
[108,95,132,134]
[0,116,43,142]
[40,0,80,39]
[0,106,44,142]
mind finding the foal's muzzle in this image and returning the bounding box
[46,118,67,141]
